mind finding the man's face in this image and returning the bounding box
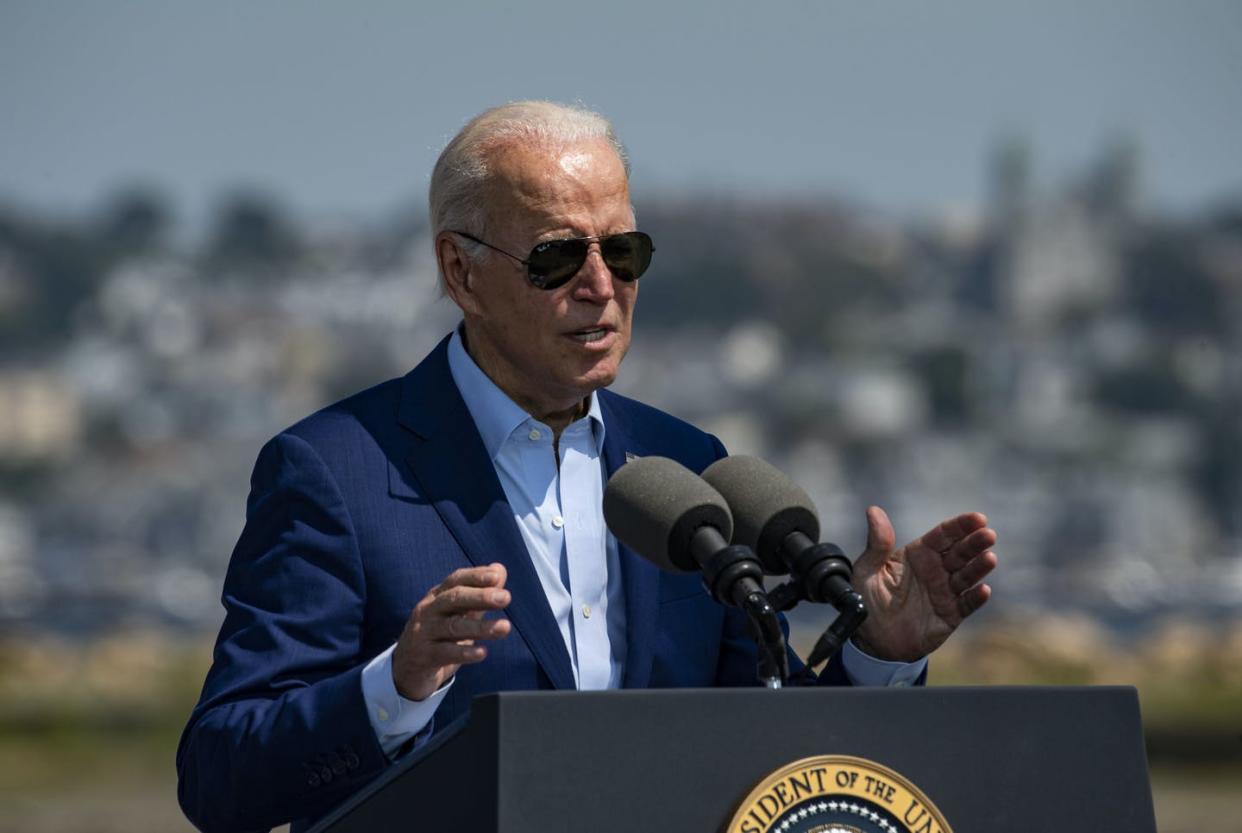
[448,138,639,422]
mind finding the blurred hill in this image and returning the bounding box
[1,140,1239,639]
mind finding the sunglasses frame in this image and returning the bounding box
[450,230,654,290]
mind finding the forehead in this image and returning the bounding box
[482,137,632,238]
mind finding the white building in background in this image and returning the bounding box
[0,371,82,461]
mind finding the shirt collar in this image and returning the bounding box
[446,326,606,461]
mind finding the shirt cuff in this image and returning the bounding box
[840,638,927,687]
[360,642,453,759]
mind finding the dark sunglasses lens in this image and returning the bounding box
[601,232,653,282]
[526,232,655,289]
[527,239,588,289]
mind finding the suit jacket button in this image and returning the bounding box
[331,756,347,775]
[319,765,334,784]
[307,772,321,788]
[344,751,360,770]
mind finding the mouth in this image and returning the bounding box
[568,326,612,344]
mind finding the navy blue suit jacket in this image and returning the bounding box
[177,335,853,833]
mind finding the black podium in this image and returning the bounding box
[309,687,1156,832]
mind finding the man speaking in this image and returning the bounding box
[176,101,999,833]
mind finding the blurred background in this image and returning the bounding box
[1,1,1239,830]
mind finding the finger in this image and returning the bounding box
[427,615,512,642]
[485,562,508,588]
[949,551,998,595]
[919,512,988,554]
[957,582,992,619]
[943,527,998,571]
[425,585,511,617]
[436,563,509,591]
[863,506,895,557]
[418,641,490,667]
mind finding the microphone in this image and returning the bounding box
[602,455,765,609]
[603,455,789,686]
[700,455,867,668]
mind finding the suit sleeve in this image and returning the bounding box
[176,432,392,833]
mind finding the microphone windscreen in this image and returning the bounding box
[701,455,819,571]
[603,456,733,572]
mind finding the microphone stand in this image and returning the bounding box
[766,539,867,670]
[741,591,787,689]
[692,531,789,688]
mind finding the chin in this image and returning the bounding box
[568,362,620,397]
[573,370,616,394]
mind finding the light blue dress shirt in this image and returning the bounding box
[444,330,627,691]
[361,328,926,758]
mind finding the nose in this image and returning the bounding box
[571,243,616,302]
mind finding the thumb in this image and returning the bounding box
[862,505,896,561]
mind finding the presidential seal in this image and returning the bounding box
[725,755,953,833]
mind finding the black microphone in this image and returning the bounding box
[603,455,789,686]
[602,455,765,609]
[701,455,867,668]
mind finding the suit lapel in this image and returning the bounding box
[395,337,576,691]
[599,392,661,690]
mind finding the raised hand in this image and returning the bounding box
[392,563,512,701]
[850,507,997,663]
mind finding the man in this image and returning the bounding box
[177,101,998,833]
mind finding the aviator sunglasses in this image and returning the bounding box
[451,230,655,290]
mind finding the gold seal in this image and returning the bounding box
[725,755,953,833]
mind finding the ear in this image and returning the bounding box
[436,232,482,315]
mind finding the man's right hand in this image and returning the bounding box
[392,563,512,701]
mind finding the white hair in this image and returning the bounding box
[429,100,631,247]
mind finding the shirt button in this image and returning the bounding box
[528,429,541,441]
[552,515,565,529]
[376,706,390,722]
[582,604,591,618]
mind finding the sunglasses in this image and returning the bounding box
[451,230,655,290]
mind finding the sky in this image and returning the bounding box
[2,0,1240,228]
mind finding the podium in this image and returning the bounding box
[309,687,1156,832]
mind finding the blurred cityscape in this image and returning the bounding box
[1,137,1239,642]
[2,137,1241,833]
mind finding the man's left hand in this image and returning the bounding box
[850,506,998,663]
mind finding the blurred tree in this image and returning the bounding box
[914,346,971,425]
[1206,202,1242,236]
[635,199,904,349]
[0,210,110,354]
[1095,358,1194,416]
[1195,397,1242,537]
[635,202,762,331]
[206,190,300,275]
[98,185,174,255]
[1124,228,1226,337]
